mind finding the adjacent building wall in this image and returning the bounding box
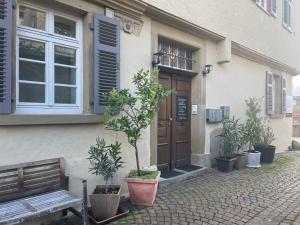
[143,0,300,72]
[205,53,293,155]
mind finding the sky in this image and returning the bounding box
[293,75,300,96]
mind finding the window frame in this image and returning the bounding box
[282,0,292,32]
[255,0,277,17]
[256,0,269,13]
[15,3,83,115]
[271,0,277,17]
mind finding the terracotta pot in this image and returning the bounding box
[127,171,160,206]
[89,185,121,220]
[234,154,246,170]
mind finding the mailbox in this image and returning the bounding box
[221,106,230,119]
[206,109,223,123]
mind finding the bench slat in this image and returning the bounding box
[0,190,82,224]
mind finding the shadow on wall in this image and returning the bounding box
[210,128,223,167]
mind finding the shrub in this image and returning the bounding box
[104,69,172,176]
[88,138,123,194]
[219,116,243,159]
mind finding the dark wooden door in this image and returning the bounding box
[157,74,172,171]
[157,74,191,171]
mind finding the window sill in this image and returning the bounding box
[0,114,104,126]
[270,114,285,119]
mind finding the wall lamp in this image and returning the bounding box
[152,48,167,67]
[202,64,213,76]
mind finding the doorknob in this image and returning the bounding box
[168,115,173,126]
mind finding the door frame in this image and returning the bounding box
[158,72,192,171]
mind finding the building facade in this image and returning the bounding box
[0,0,298,218]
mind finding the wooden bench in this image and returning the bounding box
[0,158,88,225]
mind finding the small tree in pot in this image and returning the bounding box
[243,97,263,168]
[88,138,123,220]
[255,119,276,163]
[217,116,243,172]
[104,68,172,206]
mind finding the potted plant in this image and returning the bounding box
[216,116,242,172]
[104,69,172,206]
[88,138,124,220]
[234,151,246,170]
[243,97,263,168]
[254,119,276,163]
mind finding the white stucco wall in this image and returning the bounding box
[0,14,153,198]
[205,53,293,154]
[144,0,300,72]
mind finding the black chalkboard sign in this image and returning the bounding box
[177,96,188,122]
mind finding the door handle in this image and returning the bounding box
[168,115,173,126]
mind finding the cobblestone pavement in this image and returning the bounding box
[48,152,300,225]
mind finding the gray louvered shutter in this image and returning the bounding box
[266,71,274,115]
[93,14,120,114]
[281,76,287,115]
[0,0,12,114]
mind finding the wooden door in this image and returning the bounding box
[172,76,191,168]
[157,74,172,171]
[157,74,191,171]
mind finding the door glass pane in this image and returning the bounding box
[19,61,45,82]
[54,16,76,38]
[19,83,45,103]
[19,6,45,30]
[19,39,45,61]
[55,46,76,66]
[55,86,76,104]
[55,66,76,85]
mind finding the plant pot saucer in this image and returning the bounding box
[88,207,129,224]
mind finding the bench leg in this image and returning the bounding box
[82,180,89,225]
[62,209,68,217]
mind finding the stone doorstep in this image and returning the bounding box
[158,166,210,188]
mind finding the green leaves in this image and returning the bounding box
[220,116,243,159]
[103,68,172,173]
[243,97,275,150]
[88,138,124,193]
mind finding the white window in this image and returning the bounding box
[271,0,277,16]
[256,0,269,11]
[283,0,292,31]
[16,3,82,114]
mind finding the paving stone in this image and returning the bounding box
[44,152,300,225]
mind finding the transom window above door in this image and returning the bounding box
[16,4,82,114]
[158,37,195,71]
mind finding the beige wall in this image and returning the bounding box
[143,0,300,72]
[205,53,293,153]
[0,0,152,198]
[0,0,295,213]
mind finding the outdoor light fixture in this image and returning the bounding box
[152,48,167,67]
[202,64,213,76]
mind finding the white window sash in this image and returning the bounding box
[15,3,83,115]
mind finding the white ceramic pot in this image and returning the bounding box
[245,151,261,168]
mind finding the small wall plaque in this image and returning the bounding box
[192,104,198,115]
